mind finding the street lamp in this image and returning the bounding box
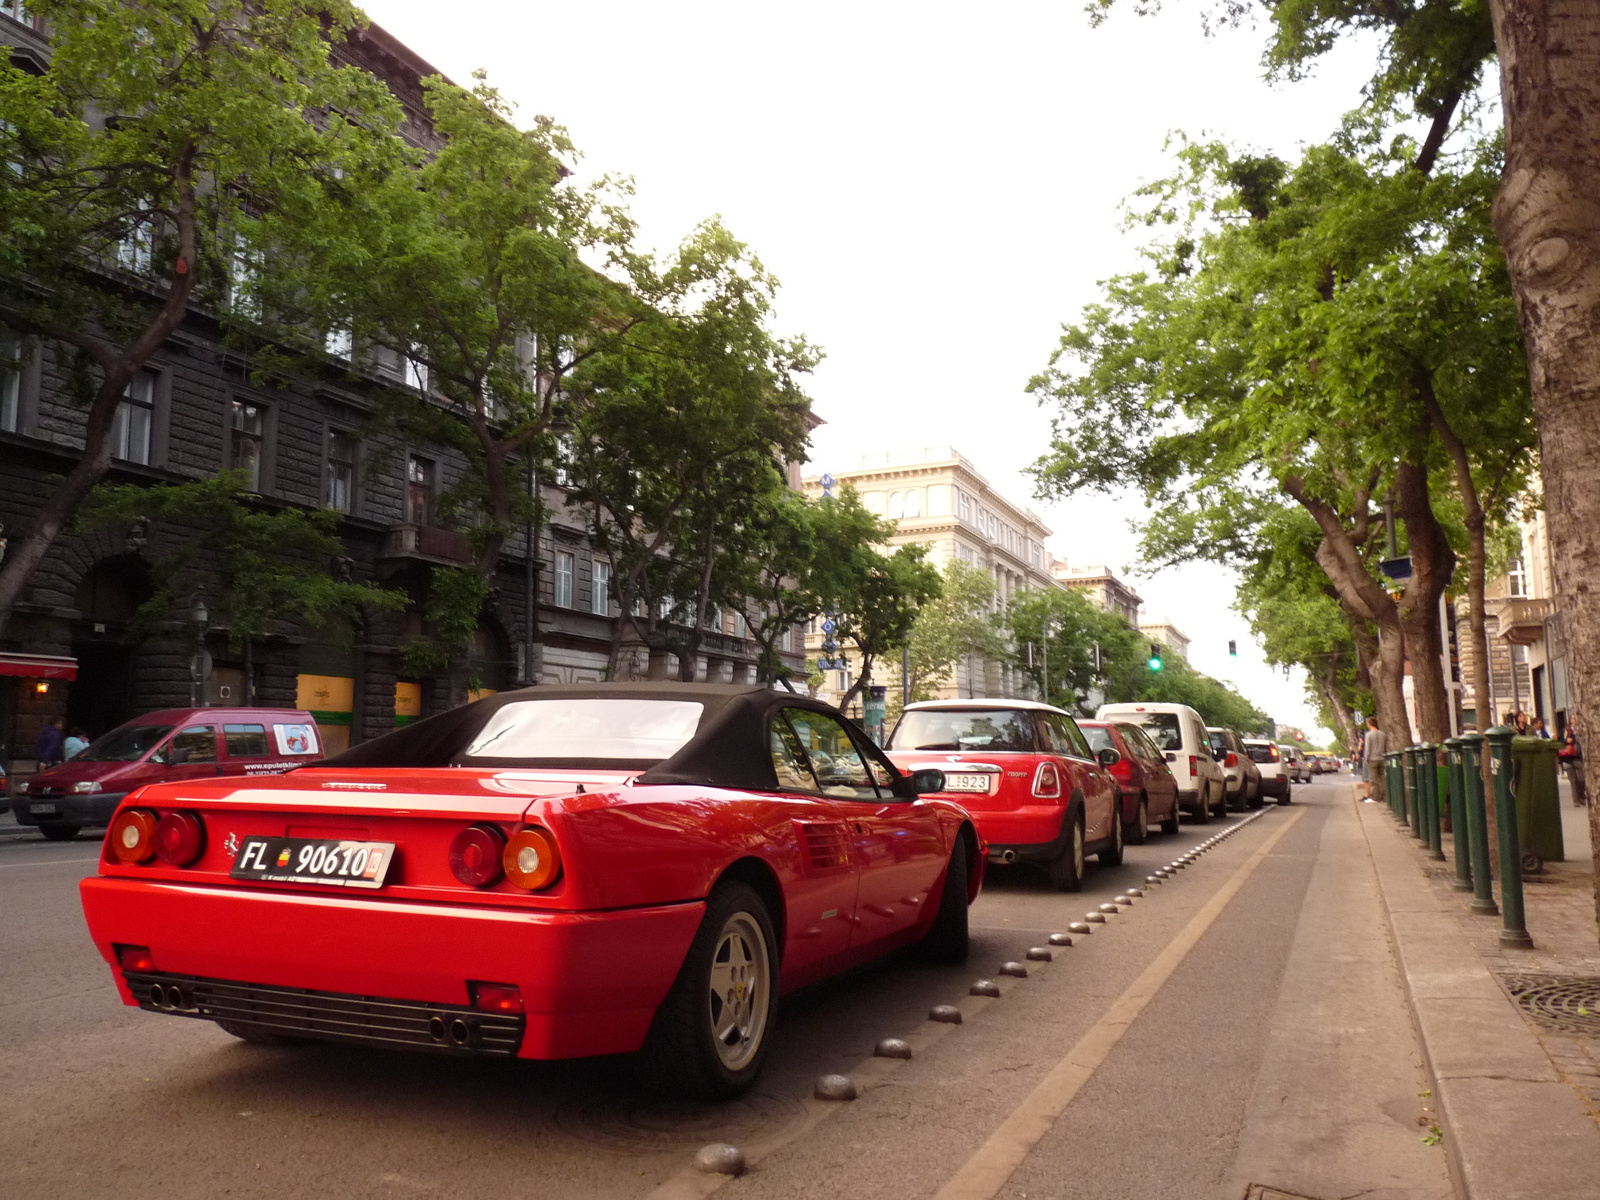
[190,592,210,706]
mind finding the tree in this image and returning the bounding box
[0,0,406,636]
[566,221,817,680]
[833,543,942,711]
[77,473,405,695]
[1003,584,1141,713]
[1030,124,1530,746]
[903,562,1007,701]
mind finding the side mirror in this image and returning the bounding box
[165,747,190,765]
[1097,747,1121,768]
[1164,751,1177,763]
[910,768,946,795]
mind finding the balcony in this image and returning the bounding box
[380,523,472,566]
[1497,596,1557,646]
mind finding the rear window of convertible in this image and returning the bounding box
[461,699,705,762]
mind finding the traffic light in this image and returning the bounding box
[1148,642,1163,672]
[1228,639,1237,657]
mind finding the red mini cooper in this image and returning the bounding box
[883,699,1120,891]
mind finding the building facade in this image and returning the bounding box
[1137,618,1191,662]
[0,14,798,773]
[1050,562,1143,626]
[800,446,1061,708]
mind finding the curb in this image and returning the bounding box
[1355,785,1600,1199]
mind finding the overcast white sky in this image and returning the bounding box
[361,0,1383,743]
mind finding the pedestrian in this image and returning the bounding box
[1531,716,1551,739]
[35,717,64,768]
[63,726,90,759]
[1361,716,1388,803]
[1560,721,1586,807]
[1514,710,1531,735]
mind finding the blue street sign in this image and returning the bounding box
[820,472,836,496]
[821,618,836,634]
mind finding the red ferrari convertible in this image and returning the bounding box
[79,684,979,1098]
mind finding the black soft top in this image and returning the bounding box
[321,682,898,792]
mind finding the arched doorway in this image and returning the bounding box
[70,557,150,739]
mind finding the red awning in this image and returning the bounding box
[0,652,78,680]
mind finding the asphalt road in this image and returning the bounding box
[0,776,1452,1200]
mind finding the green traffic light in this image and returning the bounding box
[1147,641,1163,671]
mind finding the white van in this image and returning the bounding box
[1095,701,1227,822]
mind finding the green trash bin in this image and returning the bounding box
[1512,736,1564,866]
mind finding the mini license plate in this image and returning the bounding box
[230,837,395,889]
[942,773,992,794]
[28,802,59,815]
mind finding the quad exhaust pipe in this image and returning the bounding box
[428,1014,478,1048]
[147,982,191,1010]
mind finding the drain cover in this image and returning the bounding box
[1502,974,1600,1035]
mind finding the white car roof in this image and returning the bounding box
[903,698,1072,716]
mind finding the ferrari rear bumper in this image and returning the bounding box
[80,876,705,1060]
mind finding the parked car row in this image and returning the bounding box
[65,685,1294,1102]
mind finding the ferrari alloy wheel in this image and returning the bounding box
[1128,795,1149,845]
[638,881,777,1100]
[916,837,970,963]
[1048,810,1086,892]
[708,911,769,1072]
[1100,803,1124,867]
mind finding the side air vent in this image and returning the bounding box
[796,820,853,871]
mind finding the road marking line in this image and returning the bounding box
[0,856,102,869]
[929,808,1305,1200]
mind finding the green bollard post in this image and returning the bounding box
[1446,738,1473,890]
[1423,744,1446,861]
[1486,726,1532,947]
[1408,747,1427,840]
[1389,752,1404,821]
[1399,749,1414,829]
[1461,735,1498,915]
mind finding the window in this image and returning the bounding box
[1508,557,1527,597]
[162,725,218,764]
[111,371,155,464]
[324,326,353,361]
[461,698,704,763]
[780,709,879,800]
[591,559,610,615]
[958,491,973,523]
[403,354,429,394]
[770,719,819,791]
[904,489,922,518]
[553,431,576,486]
[1053,714,1094,759]
[554,550,574,607]
[888,491,904,519]
[324,429,356,513]
[229,399,264,488]
[229,245,261,319]
[1,1,34,27]
[406,456,434,525]
[115,207,154,275]
[887,708,1036,753]
[0,330,19,432]
[223,723,270,757]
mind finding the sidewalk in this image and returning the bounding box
[1358,780,1600,1199]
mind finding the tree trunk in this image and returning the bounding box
[1316,663,1359,753]
[1393,455,1456,743]
[1486,0,1600,928]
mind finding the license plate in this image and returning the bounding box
[943,773,992,794]
[28,803,59,815]
[230,837,395,889]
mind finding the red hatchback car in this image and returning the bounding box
[1078,720,1181,843]
[883,699,1120,892]
[78,685,979,1100]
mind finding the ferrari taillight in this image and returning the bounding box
[471,982,524,1014]
[449,824,506,887]
[503,827,562,891]
[153,811,206,867]
[110,809,158,864]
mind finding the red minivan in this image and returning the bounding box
[13,708,322,840]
